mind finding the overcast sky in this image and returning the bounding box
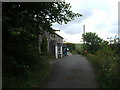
[52,0,119,43]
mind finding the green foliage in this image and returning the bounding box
[75,44,84,53]
[41,36,48,54]
[82,32,105,54]
[3,2,82,33]
[86,44,120,88]
[2,2,81,88]
[82,32,103,45]
[3,47,50,88]
[83,34,120,88]
[96,45,120,88]
[74,49,81,54]
[75,44,83,50]
[65,43,75,51]
[2,2,82,88]
[3,55,51,88]
[70,44,86,55]
[71,50,78,55]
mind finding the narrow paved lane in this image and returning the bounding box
[41,55,98,88]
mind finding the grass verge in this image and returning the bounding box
[3,66,51,88]
[84,54,100,87]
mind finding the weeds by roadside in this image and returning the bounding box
[85,45,120,88]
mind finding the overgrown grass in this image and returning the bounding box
[85,45,120,88]
[27,66,51,88]
[85,54,98,69]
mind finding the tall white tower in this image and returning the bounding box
[83,25,85,44]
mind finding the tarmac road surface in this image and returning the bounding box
[40,55,98,88]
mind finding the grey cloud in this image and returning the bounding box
[52,19,83,35]
[95,24,107,30]
[70,0,110,22]
[109,26,118,35]
[72,8,93,23]
[53,0,116,36]
[63,24,83,34]
[107,21,118,34]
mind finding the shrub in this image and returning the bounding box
[2,52,50,88]
[95,45,120,88]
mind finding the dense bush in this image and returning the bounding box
[82,32,120,88]
[86,44,120,88]
[3,53,50,88]
[95,45,120,88]
[2,3,50,87]
[2,33,49,88]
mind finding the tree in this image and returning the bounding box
[2,2,82,87]
[3,2,82,33]
[82,32,103,54]
[3,2,82,59]
[82,32,103,45]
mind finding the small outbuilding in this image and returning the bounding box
[38,25,64,58]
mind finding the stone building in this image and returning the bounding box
[38,25,64,58]
[48,33,63,58]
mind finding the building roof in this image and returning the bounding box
[55,33,64,39]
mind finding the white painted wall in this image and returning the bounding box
[60,46,63,57]
[55,45,58,58]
